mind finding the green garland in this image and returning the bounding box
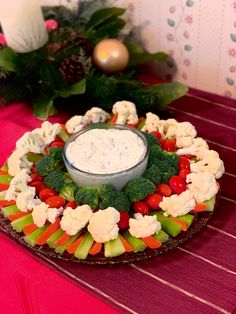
[0,5,188,120]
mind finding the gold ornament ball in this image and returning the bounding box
[93,39,129,73]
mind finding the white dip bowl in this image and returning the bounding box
[63,124,149,190]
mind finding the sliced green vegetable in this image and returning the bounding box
[153,212,182,237]
[46,228,64,248]
[58,129,69,142]
[177,214,194,228]
[26,152,43,163]
[24,225,48,247]
[74,232,94,260]
[104,236,126,258]
[204,196,216,211]
[1,163,8,172]
[0,175,13,184]
[123,231,147,253]
[1,204,20,217]
[11,213,33,232]
[55,233,80,254]
[154,229,169,243]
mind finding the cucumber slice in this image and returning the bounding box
[104,236,126,258]
[0,190,7,200]
[204,196,216,211]
[177,214,194,228]
[154,229,169,243]
[24,225,48,247]
[74,232,94,260]
[26,152,43,163]
[1,204,20,217]
[58,129,69,142]
[55,234,79,254]
[0,175,13,184]
[154,212,182,237]
[46,228,64,248]
[11,214,33,232]
[123,231,147,253]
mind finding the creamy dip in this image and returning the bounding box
[66,128,146,174]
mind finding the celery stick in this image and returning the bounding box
[177,214,194,228]
[55,234,79,254]
[154,229,169,243]
[205,196,216,211]
[58,129,69,142]
[123,231,147,253]
[1,163,8,172]
[11,214,33,232]
[26,152,43,163]
[0,190,7,200]
[104,236,126,257]
[46,228,64,248]
[137,118,146,130]
[24,226,47,247]
[74,232,94,260]
[2,204,20,217]
[154,212,182,237]
[0,175,13,184]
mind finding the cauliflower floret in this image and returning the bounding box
[176,137,209,159]
[16,131,45,154]
[85,107,111,123]
[129,213,161,238]
[32,202,63,227]
[141,112,160,133]
[60,205,93,236]
[87,207,120,243]
[16,187,41,212]
[190,150,225,179]
[65,115,90,134]
[5,169,31,201]
[164,119,178,138]
[37,121,61,146]
[47,207,63,224]
[186,172,219,203]
[7,148,32,176]
[112,101,138,125]
[175,122,197,148]
[159,190,196,217]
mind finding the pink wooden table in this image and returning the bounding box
[0,91,236,314]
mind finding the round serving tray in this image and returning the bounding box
[0,210,214,265]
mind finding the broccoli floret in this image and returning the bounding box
[44,170,65,192]
[111,191,131,212]
[99,184,130,212]
[142,165,162,185]
[59,183,78,201]
[99,184,117,209]
[165,152,179,169]
[48,147,63,161]
[141,132,159,147]
[36,156,57,176]
[124,177,155,202]
[148,144,164,167]
[75,186,99,209]
[157,160,177,184]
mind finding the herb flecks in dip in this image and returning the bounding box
[66,128,146,174]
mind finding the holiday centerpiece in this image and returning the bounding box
[0,101,224,264]
[0,4,187,119]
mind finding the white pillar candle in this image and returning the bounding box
[0,0,48,53]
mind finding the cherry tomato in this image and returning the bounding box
[117,212,130,230]
[155,184,172,197]
[30,173,43,183]
[45,196,66,208]
[50,141,65,148]
[178,169,191,180]
[169,176,186,195]
[161,138,176,152]
[54,135,64,143]
[39,188,57,202]
[31,164,36,173]
[150,131,162,140]
[145,193,163,211]
[178,156,190,170]
[28,180,47,195]
[65,201,77,209]
[133,201,149,215]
